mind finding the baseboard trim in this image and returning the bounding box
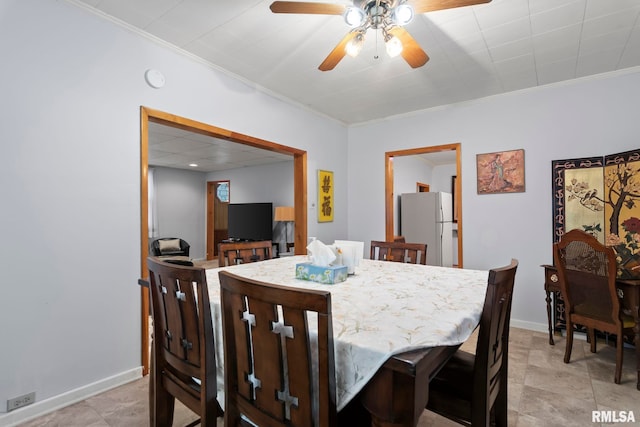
[0,367,143,427]
[511,319,549,333]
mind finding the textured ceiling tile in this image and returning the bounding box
[74,0,640,125]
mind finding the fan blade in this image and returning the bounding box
[270,1,347,15]
[318,32,358,71]
[407,0,491,14]
[388,27,429,68]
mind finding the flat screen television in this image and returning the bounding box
[227,202,273,242]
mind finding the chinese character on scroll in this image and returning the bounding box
[318,170,334,223]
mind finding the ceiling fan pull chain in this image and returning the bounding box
[374,28,380,59]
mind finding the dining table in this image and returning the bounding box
[205,255,489,427]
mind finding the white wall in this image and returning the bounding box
[392,157,457,236]
[431,164,457,194]
[0,1,346,424]
[207,161,295,250]
[393,156,433,236]
[153,167,207,259]
[207,161,294,206]
[348,69,640,331]
[394,156,434,195]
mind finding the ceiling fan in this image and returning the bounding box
[270,0,491,71]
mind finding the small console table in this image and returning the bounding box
[541,264,562,346]
[541,264,640,389]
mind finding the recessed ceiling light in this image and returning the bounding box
[189,163,198,167]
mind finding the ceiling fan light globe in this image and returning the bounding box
[346,33,365,57]
[393,4,414,26]
[385,35,403,57]
[344,7,366,27]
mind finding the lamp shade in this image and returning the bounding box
[274,206,295,222]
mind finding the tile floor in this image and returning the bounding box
[17,328,640,426]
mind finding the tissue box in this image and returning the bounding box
[295,262,348,285]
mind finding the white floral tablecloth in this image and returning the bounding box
[206,256,488,410]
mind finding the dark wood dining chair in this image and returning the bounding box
[147,257,223,427]
[218,270,337,427]
[553,229,635,384]
[370,240,427,264]
[426,259,518,427]
[218,240,273,266]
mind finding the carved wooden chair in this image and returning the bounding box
[218,270,337,427]
[553,229,635,384]
[147,257,223,427]
[426,259,518,427]
[218,240,273,266]
[370,240,427,265]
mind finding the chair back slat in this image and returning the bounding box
[219,270,337,427]
[250,298,287,417]
[149,264,205,374]
[227,291,253,400]
[426,259,518,427]
[370,240,427,265]
[282,306,314,426]
[218,240,273,266]
[474,259,518,425]
[147,256,222,425]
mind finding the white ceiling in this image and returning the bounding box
[72,0,640,171]
[73,0,640,125]
[148,122,293,172]
[148,120,456,171]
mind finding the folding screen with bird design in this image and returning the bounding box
[552,149,640,279]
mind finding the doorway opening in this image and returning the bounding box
[384,143,462,267]
[417,182,430,192]
[140,106,308,374]
[207,180,230,260]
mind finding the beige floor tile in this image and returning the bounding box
[592,377,640,414]
[508,345,530,385]
[527,335,589,376]
[523,363,595,401]
[18,401,109,427]
[516,412,561,427]
[517,384,597,427]
[581,339,638,385]
[16,328,640,427]
[417,409,460,427]
[509,328,535,348]
[508,382,524,413]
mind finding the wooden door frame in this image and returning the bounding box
[206,180,229,260]
[416,182,430,192]
[140,106,307,374]
[384,143,463,267]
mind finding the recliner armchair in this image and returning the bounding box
[150,237,190,257]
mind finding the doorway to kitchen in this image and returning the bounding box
[385,143,462,267]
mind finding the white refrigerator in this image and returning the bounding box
[400,192,454,267]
